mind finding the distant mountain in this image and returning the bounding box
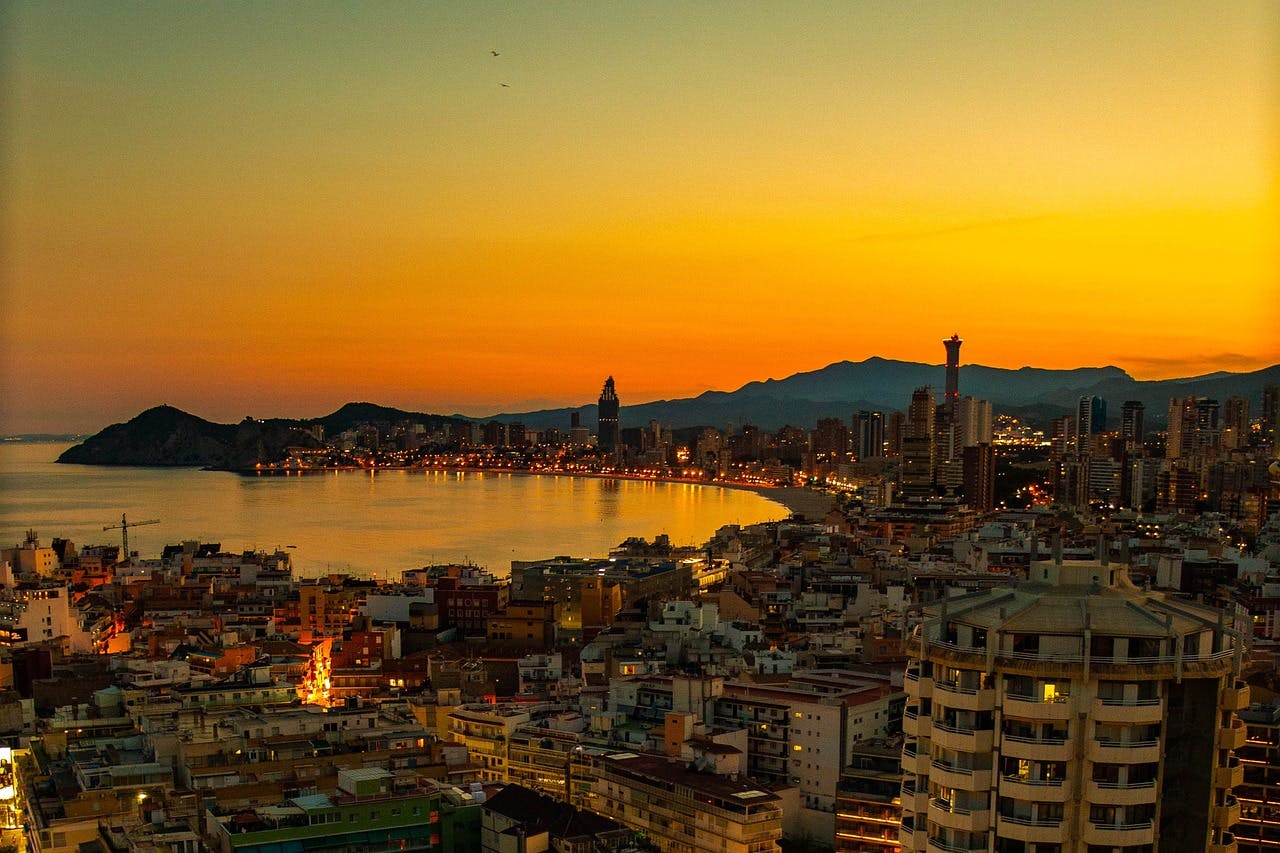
[57,360,1280,466]
[315,402,464,436]
[57,406,322,468]
[486,359,1279,431]
[57,404,472,468]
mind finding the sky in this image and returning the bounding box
[2,1,1277,434]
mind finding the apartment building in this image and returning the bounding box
[901,553,1249,853]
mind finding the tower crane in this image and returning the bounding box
[103,513,159,559]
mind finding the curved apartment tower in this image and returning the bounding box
[901,555,1249,853]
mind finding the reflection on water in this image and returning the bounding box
[0,444,784,577]
[595,478,620,521]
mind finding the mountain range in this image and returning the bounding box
[57,358,1280,467]
[489,357,1280,432]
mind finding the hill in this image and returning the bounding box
[56,360,1280,465]
[488,360,1279,431]
[57,406,321,468]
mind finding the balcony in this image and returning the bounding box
[1208,831,1237,853]
[930,722,994,753]
[928,798,991,833]
[926,835,988,853]
[1092,696,1163,724]
[999,733,1071,762]
[903,707,928,738]
[1087,738,1161,765]
[1216,757,1244,789]
[996,815,1065,845]
[933,681,995,711]
[902,746,931,776]
[1220,719,1247,751]
[930,760,991,790]
[1003,693,1072,721]
[909,677,933,701]
[1213,796,1241,828]
[1220,681,1250,712]
[998,774,1070,803]
[1087,778,1157,806]
[1083,820,1155,848]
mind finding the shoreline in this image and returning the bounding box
[241,463,837,523]
[713,482,838,520]
[16,445,836,573]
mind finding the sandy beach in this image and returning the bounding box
[728,485,838,520]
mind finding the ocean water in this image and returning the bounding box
[0,443,784,578]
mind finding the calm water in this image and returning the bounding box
[0,443,784,578]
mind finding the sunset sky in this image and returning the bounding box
[2,1,1277,434]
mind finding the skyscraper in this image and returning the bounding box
[1223,396,1250,450]
[1120,400,1145,451]
[1168,396,1220,459]
[901,387,936,498]
[962,443,995,512]
[1077,395,1107,441]
[851,410,885,460]
[1262,384,1279,445]
[943,334,962,421]
[597,377,620,455]
[900,552,1248,853]
[956,396,993,447]
[811,417,849,460]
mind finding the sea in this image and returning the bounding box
[0,442,785,578]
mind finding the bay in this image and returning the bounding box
[0,443,784,578]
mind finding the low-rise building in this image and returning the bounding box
[594,752,783,853]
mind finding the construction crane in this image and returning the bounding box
[103,513,159,559]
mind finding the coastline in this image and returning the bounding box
[715,483,838,520]
[240,463,836,524]
[15,444,828,571]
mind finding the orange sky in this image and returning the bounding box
[2,2,1277,433]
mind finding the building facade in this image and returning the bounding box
[597,377,620,455]
[900,554,1249,853]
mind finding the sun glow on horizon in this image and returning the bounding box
[2,1,1276,433]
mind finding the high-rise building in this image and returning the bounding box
[908,387,936,441]
[900,553,1249,853]
[957,396,993,447]
[1050,415,1076,457]
[935,415,961,489]
[812,417,850,460]
[1223,396,1251,450]
[836,742,904,853]
[1121,400,1146,451]
[1168,397,1195,460]
[1233,701,1280,853]
[886,411,906,457]
[962,443,996,512]
[853,410,885,459]
[1169,396,1221,459]
[943,334,963,421]
[1264,384,1280,445]
[901,387,936,498]
[1077,395,1107,439]
[596,376,620,455]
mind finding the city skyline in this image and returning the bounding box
[3,1,1277,434]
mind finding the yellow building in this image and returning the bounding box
[901,554,1248,852]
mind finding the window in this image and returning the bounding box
[1042,682,1068,703]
